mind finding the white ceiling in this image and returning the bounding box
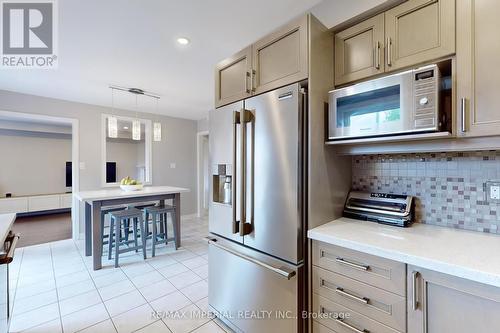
[0,0,387,120]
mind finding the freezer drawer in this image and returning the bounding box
[208,236,303,333]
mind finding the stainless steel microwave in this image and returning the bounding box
[328,64,442,140]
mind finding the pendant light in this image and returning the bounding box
[132,94,141,141]
[108,89,118,138]
[153,98,162,142]
[153,122,162,141]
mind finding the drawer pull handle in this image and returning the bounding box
[335,318,369,333]
[335,287,369,305]
[412,271,419,310]
[335,257,369,271]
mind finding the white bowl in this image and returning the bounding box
[120,184,144,192]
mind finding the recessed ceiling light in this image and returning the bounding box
[177,37,190,45]
[123,126,129,130]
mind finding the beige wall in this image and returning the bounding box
[106,139,143,182]
[0,130,72,196]
[0,90,198,222]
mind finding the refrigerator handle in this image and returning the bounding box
[239,109,254,236]
[205,237,296,279]
[232,111,240,234]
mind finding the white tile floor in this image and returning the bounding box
[8,216,229,333]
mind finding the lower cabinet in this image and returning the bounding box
[408,265,500,333]
[0,193,72,214]
[312,241,500,333]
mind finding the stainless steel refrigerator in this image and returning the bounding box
[208,82,307,333]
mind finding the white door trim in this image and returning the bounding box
[196,131,209,218]
[0,110,80,240]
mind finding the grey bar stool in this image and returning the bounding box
[108,208,146,267]
[143,205,177,257]
[100,206,127,255]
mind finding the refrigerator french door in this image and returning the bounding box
[208,83,307,333]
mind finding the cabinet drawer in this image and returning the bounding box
[312,241,406,296]
[313,266,406,331]
[313,321,339,333]
[28,195,60,212]
[0,198,28,214]
[313,294,400,333]
[60,194,72,209]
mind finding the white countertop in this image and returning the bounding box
[0,214,16,245]
[75,186,189,201]
[308,218,500,288]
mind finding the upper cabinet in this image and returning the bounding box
[385,0,455,71]
[215,46,252,108]
[334,0,456,86]
[252,15,308,95]
[457,0,500,137]
[335,14,385,86]
[215,15,309,108]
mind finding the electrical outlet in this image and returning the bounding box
[486,181,500,203]
[170,163,176,169]
[491,185,500,200]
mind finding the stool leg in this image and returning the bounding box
[171,211,178,250]
[132,217,139,253]
[144,211,150,238]
[101,210,106,255]
[114,218,121,268]
[138,215,147,260]
[152,213,157,257]
[124,219,130,242]
[163,213,168,245]
[108,217,114,260]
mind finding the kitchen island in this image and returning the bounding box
[75,186,189,270]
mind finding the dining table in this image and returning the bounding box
[75,186,189,270]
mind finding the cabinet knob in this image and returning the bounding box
[419,97,429,106]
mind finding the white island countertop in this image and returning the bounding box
[0,213,16,244]
[308,218,500,288]
[75,186,189,201]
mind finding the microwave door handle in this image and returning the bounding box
[232,111,240,234]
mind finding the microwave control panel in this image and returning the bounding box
[413,66,440,130]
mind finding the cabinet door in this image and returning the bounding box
[407,266,500,333]
[0,198,28,214]
[28,195,60,212]
[334,14,385,86]
[457,0,500,137]
[385,0,455,71]
[215,46,252,108]
[252,15,308,95]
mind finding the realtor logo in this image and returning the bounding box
[1,0,58,68]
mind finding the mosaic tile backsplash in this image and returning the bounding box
[352,151,500,234]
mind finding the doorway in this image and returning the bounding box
[0,110,79,245]
[197,131,209,218]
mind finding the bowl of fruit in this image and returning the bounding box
[119,177,144,192]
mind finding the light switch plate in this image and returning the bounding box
[170,163,176,169]
[486,181,500,203]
